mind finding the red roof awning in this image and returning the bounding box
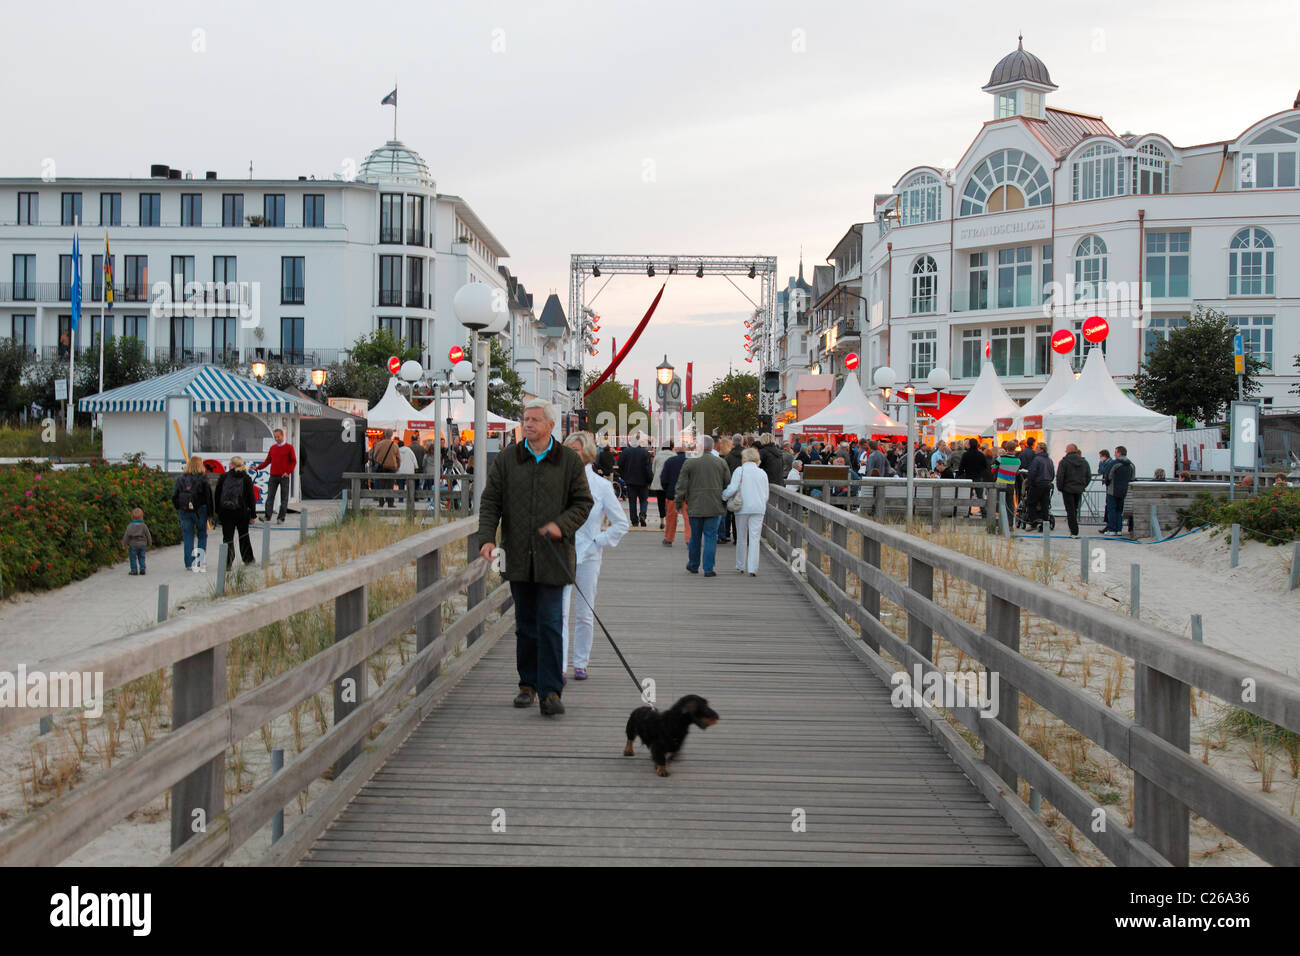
[912,391,964,420]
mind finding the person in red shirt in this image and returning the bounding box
[256,427,297,523]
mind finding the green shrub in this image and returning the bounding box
[0,460,181,593]
[1181,488,1300,544]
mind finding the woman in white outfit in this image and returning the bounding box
[722,447,770,575]
[561,431,630,680]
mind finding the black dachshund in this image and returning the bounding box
[623,695,719,776]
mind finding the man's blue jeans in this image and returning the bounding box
[686,514,722,573]
[1105,493,1126,534]
[510,581,564,699]
[179,508,208,568]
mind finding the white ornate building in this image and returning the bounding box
[801,40,1300,411]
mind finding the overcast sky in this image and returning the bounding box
[4,0,1297,392]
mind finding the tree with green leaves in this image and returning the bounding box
[485,337,525,420]
[1133,306,1264,425]
[0,340,33,420]
[583,371,649,439]
[318,329,420,409]
[691,371,761,436]
[348,328,422,368]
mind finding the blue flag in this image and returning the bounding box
[381,88,397,106]
[70,233,82,332]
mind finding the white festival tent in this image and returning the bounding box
[365,377,436,431]
[789,373,906,436]
[443,397,520,431]
[1038,347,1175,478]
[935,361,1020,440]
[1013,357,1077,429]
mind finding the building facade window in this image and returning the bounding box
[405,195,424,244]
[1041,243,1053,302]
[171,255,195,300]
[406,318,423,350]
[139,193,161,227]
[990,325,1026,377]
[263,194,285,227]
[12,254,35,300]
[963,251,989,311]
[1230,315,1273,370]
[61,192,83,226]
[1145,231,1190,297]
[100,192,121,227]
[59,253,83,301]
[1238,118,1300,189]
[1133,143,1171,194]
[8,315,36,353]
[281,318,305,364]
[406,257,424,308]
[180,193,202,227]
[303,194,324,228]
[960,149,1051,216]
[169,315,194,360]
[910,256,938,314]
[17,192,37,226]
[997,246,1034,308]
[122,315,147,342]
[910,329,937,380]
[1228,227,1275,295]
[380,194,402,244]
[1143,315,1188,357]
[90,314,113,347]
[222,193,244,227]
[1033,324,1051,374]
[1072,143,1126,201]
[377,317,401,338]
[899,174,941,225]
[1073,235,1108,300]
[379,255,402,306]
[960,328,984,378]
[212,317,237,360]
[123,255,147,300]
[91,254,114,301]
[281,256,304,304]
[997,93,1016,118]
[212,255,236,288]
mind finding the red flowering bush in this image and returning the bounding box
[0,460,182,593]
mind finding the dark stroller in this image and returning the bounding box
[1014,468,1055,531]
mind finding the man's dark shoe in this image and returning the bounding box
[513,686,536,707]
[704,571,717,577]
[539,693,566,716]
[662,539,673,547]
[685,566,699,574]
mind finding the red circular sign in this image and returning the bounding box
[387,356,401,374]
[1082,316,1109,343]
[844,352,860,371]
[1050,329,1076,355]
[448,346,464,364]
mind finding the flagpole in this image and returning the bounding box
[393,83,398,141]
[67,225,78,434]
[98,232,109,409]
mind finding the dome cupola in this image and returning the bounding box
[357,140,434,189]
[982,36,1057,120]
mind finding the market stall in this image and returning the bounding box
[787,374,906,444]
[284,386,368,499]
[934,361,1020,446]
[1007,358,1077,442]
[364,377,440,449]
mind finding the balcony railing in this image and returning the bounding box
[380,228,402,244]
[406,290,427,309]
[281,286,305,305]
[379,289,402,306]
[405,229,424,246]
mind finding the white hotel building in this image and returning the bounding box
[0,140,574,407]
[802,41,1300,411]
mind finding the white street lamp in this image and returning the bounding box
[453,283,503,513]
[874,365,950,527]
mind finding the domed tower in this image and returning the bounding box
[982,36,1057,120]
[357,140,435,190]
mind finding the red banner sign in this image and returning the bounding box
[1023,415,1042,429]
[995,418,1013,431]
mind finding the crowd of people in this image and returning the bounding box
[365,428,472,509]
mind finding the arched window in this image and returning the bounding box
[900,173,942,225]
[910,256,938,314]
[1074,236,1108,300]
[1133,143,1170,194]
[1072,143,1126,201]
[960,149,1051,216]
[1229,228,1275,295]
[1239,118,1300,189]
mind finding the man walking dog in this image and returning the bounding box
[476,399,593,717]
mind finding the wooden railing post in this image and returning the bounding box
[830,519,847,594]
[405,478,416,520]
[931,484,941,531]
[416,546,442,693]
[350,475,361,514]
[908,557,933,662]
[169,645,227,851]
[860,533,881,652]
[984,593,1021,792]
[873,483,885,520]
[466,537,486,644]
[1134,664,1191,865]
[332,585,367,776]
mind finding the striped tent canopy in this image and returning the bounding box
[78,364,321,415]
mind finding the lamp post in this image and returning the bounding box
[655,355,674,443]
[310,366,326,401]
[874,365,950,526]
[251,360,267,382]
[453,283,509,513]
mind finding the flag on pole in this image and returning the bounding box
[984,339,991,360]
[70,233,82,332]
[104,232,113,311]
[686,363,693,411]
[381,88,397,106]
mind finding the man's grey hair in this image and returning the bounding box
[699,435,714,453]
[731,433,742,445]
[522,398,556,423]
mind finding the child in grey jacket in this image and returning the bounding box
[122,507,153,575]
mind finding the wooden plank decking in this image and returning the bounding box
[301,528,1040,866]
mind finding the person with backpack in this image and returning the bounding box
[255,427,297,524]
[369,429,401,507]
[1026,442,1056,532]
[215,457,257,569]
[172,455,214,571]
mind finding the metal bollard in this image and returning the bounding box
[1130,563,1141,618]
[339,490,348,522]
[1042,521,1050,561]
[271,748,285,843]
[261,522,271,565]
[157,583,169,623]
[1191,614,1203,644]
[299,510,308,543]
[1230,523,1240,569]
[1029,788,1042,815]
[1149,503,1162,540]
[215,543,228,595]
[1080,536,1089,583]
[1290,542,1300,592]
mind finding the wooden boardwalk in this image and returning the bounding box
[302,528,1039,866]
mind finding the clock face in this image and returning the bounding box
[669,381,681,401]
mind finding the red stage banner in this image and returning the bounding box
[584,284,666,396]
[686,363,693,411]
[633,379,638,404]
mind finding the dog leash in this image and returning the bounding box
[540,532,644,694]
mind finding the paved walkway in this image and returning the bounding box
[0,501,343,670]
[302,532,1039,866]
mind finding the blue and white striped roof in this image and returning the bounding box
[78,365,321,415]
